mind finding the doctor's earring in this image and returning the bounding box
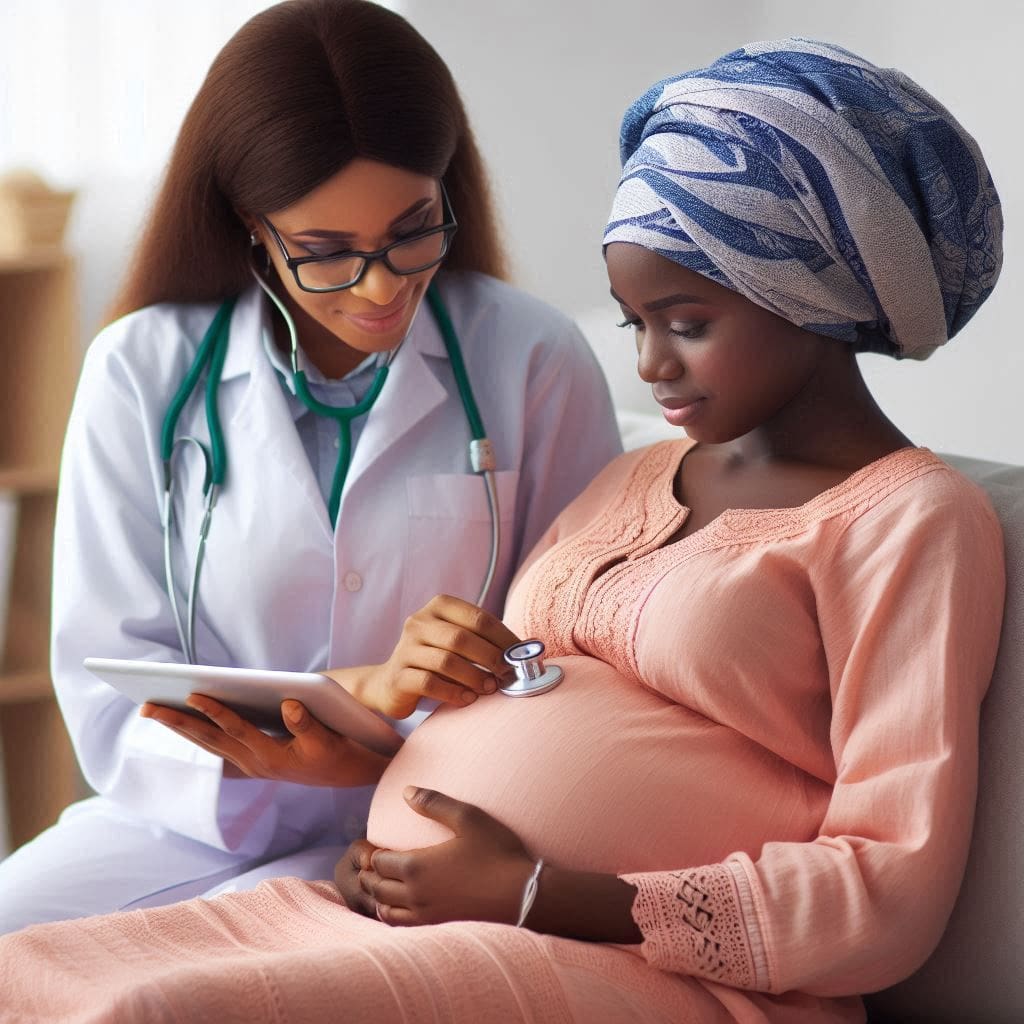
[249,230,272,274]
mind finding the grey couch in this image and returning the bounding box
[865,455,1023,1024]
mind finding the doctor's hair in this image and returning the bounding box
[108,0,507,322]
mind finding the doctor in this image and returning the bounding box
[0,0,620,933]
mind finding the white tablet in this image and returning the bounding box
[83,657,404,757]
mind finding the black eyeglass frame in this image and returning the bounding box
[260,181,459,294]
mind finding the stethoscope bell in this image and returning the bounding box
[499,639,564,697]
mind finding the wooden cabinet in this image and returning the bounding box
[0,253,83,853]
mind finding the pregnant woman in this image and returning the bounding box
[0,38,1006,1024]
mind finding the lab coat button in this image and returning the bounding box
[343,571,363,592]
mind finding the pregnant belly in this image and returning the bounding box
[368,656,824,874]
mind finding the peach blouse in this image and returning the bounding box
[500,439,1005,996]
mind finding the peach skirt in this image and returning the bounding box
[0,877,862,1024]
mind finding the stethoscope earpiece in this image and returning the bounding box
[499,639,564,697]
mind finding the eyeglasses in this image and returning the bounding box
[260,182,458,293]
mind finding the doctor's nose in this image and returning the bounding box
[348,258,406,307]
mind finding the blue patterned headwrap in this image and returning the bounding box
[604,39,1003,359]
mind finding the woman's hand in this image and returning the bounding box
[352,787,536,926]
[350,789,644,942]
[140,696,391,787]
[334,838,382,917]
[332,595,521,719]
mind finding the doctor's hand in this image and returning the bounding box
[140,696,391,788]
[329,595,521,720]
[342,787,535,927]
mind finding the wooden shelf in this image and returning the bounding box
[1,491,56,677]
[0,466,59,494]
[1,253,82,853]
[0,670,53,704]
[0,250,69,274]
[1,698,82,848]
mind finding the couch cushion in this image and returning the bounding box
[866,455,1024,1023]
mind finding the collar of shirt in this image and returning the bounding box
[219,282,447,386]
[260,319,378,398]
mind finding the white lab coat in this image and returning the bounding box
[0,272,621,929]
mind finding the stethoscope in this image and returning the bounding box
[499,639,564,696]
[160,273,502,666]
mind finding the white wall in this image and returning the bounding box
[0,0,297,339]
[1,0,1020,463]
[744,1,1023,466]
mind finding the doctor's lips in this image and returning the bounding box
[341,294,413,335]
[655,392,707,427]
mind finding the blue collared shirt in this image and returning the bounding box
[261,328,379,510]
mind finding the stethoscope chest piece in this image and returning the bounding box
[500,639,564,697]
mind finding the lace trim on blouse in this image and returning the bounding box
[622,863,766,989]
[516,440,688,663]
[518,440,942,682]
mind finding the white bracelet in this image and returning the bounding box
[516,857,544,928]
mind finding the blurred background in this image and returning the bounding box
[1,0,1021,461]
[0,0,1021,851]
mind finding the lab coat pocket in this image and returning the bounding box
[402,470,519,614]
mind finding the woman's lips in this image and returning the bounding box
[342,296,411,334]
[657,396,706,427]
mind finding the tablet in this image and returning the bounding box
[83,657,404,757]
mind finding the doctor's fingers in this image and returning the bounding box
[428,626,520,684]
[412,641,508,694]
[395,660,497,709]
[184,695,292,760]
[142,709,258,777]
[180,697,312,769]
[151,697,282,766]
[413,596,521,657]
[184,694,322,754]
[411,623,519,682]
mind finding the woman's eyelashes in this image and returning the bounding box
[669,321,707,339]
[615,316,707,340]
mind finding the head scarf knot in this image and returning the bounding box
[604,38,1002,358]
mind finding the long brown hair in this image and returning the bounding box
[108,0,507,322]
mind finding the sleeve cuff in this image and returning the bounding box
[621,861,763,989]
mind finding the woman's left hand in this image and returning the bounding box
[140,696,391,787]
[356,787,536,926]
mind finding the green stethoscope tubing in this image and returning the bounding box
[161,296,235,489]
[161,281,500,665]
[293,357,390,528]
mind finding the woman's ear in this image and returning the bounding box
[239,213,273,275]
[237,210,263,247]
